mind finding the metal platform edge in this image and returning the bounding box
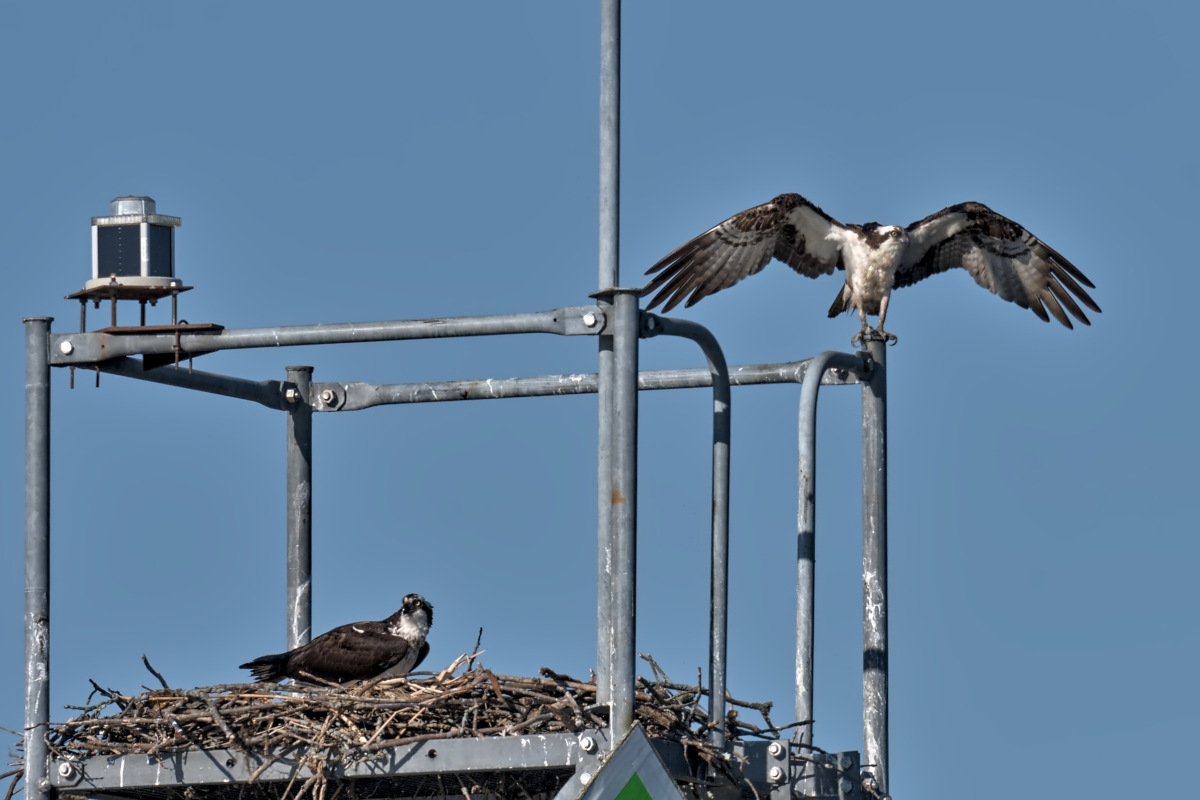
[51,731,605,793]
[49,731,864,800]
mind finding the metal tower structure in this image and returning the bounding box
[22,3,892,799]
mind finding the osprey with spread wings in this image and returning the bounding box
[642,193,1100,344]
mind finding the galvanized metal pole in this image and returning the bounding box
[861,339,888,794]
[596,318,614,707]
[705,352,732,748]
[50,308,605,364]
[641,315,731,747]
[305,357,862,411]
[98,357,285,410]
[796,351,862,754]
[598,0,619,291]
[596,0,620,710]
[23,317,52,800]
[286,366,314,650]
[609,289,638,741]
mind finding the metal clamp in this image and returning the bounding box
[560,305,607,335]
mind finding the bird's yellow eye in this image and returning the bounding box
[889,229,900,238]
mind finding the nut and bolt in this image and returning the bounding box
[767,741,785,758]
[839,777,854,794]
[319,389,336,405]
[284,388,300,403]
[578,735,597,753]
[59,340,74,354]
[767,767,785,783]
[582,312,598,328]
[838,753,853,770]
[57,762,76,780]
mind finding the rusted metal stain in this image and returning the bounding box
[611,488,626,505]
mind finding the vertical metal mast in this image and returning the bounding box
[23,317,52,800]
[597,0,640,741]
[286,365,314,650]
[596,0,620,711]
[608,288,639,740]
[597,0,619,293]
[861,339,889,794]
[796,352,861,751]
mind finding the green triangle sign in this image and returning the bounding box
[616,773,652,800]
[576,724,685,800]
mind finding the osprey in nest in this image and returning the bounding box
[240,593,433,684]
[642,193,1101,344]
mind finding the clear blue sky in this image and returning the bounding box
[3,3,1196,798]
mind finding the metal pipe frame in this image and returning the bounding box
[95,356,284,408]
[90,354,860,411]
[596,302,615,709]
[860,338,888,795]
[302,358,859,411]
[285,366,314,650]
[606,289,640,742]
[23,317,52,800]
[48,306,607,366]
[596,0,620,713]
[35,307,882,779]
[24,0,894,789]
[640,312,732,747]
[794,351,864,794]
[598,0,619,296]
[58,313,871,750]
[28,312,882,795]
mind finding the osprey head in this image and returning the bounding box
[861,223,908,250]
[386,593,434,640]
[401,593,433,626]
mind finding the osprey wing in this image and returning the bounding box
[414,640,430,671]
[285,620,417,683]
[643,194,842,312]
[898,202,1101,328]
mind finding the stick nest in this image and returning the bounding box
[37,654,794,799]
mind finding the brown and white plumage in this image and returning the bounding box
[239,593,433,684]
[642,193,1101,343]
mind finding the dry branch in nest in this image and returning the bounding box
[40,654,800,799]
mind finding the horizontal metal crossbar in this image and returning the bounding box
[309,357,865,412]
[88,355,865,412]
[50,306,607,366]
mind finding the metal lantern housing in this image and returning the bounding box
[87,196,182,291]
